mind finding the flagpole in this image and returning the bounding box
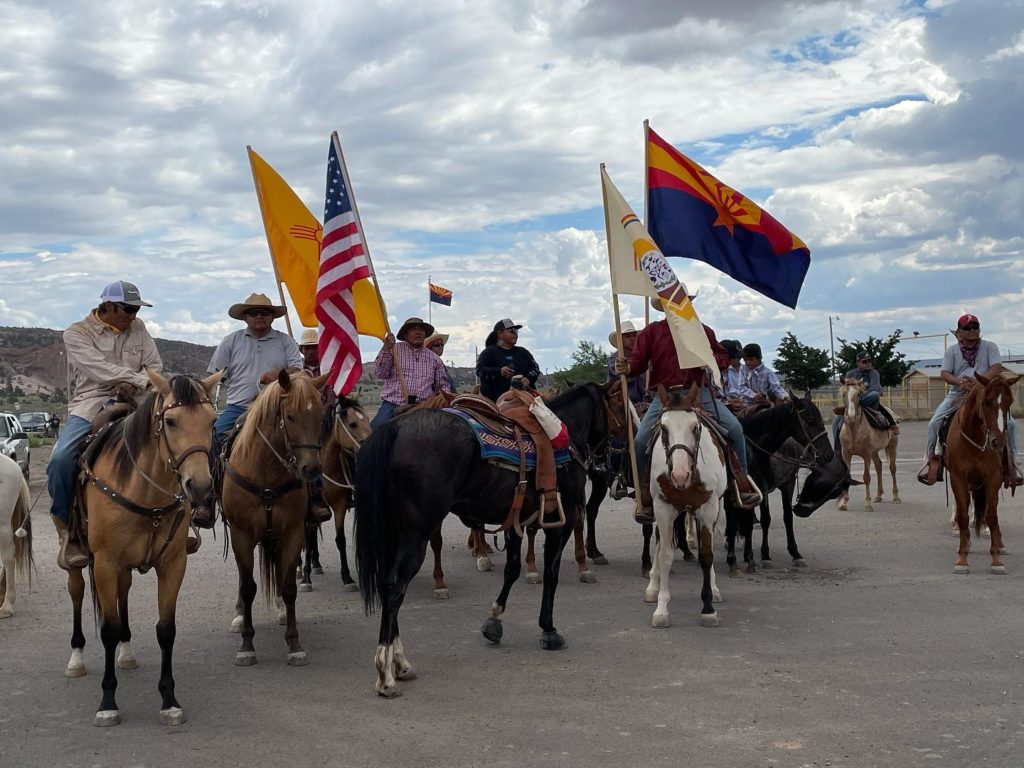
[600,163,642,517]
[332,131,408,400]
[248,145,295,338]
[428,274,432,324]
[642,121,651,333]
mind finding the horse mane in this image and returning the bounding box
[112,375,205,482]
[234,375,321,465]
[323,393,365,438]
[740,399,797,435]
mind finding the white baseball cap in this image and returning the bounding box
[100,281,152,307]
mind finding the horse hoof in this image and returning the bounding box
[277,612,287,626]
[953,564,970,575]
[681,551,695,562]
[837,503,848,512]
[376,684,402,699]
[298,583,312,593]
[700,612,720,628]
[229,616,243,633]
[651,614,670,628]
[865,505,874,513]
[793,559,808,568]
[396,666,417,681]
[591,555,609,565]
[117,655,138,671]
[476,557,493,572]
[893,496,902,504]
[759,559,773,569]
[287,651,309,666]
[159,707,187,726]
[746,563,758,574]
[342,582,359,593]
[991,565,1008,575]
[525,571,541,584]
[539,631,566,651]
[578,571,597,584]
[481,617,503,644]
[65,664,87,679]
[712,590,722,603]
[728,567,742,578]
[0,607,12,619]
[312,566,324,575]
[235,651,257,666]
[94,710,120,727]
[644,589,658,604]
[873,496,882,503]
[433,588,450,599]
[999,546,1008,555]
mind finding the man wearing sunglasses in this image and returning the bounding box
[919,314,1021,486]
[46,280,163,569]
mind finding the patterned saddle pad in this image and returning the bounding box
[444,408,572,469]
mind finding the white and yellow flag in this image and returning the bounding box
[601,166,720,385]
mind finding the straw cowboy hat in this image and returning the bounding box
[298,328,319,347]
[424,332,449,347]
[650,289,699,312]
[608,320,639,347]
[228,292,287,320]
[397,317,435,341]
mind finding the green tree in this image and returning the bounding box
[774,332,831,391]
[835,330,914,386]
[552,340,608,389]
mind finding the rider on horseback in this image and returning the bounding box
[918,314,1022,487]
[738,343,789,405]
[831,350,897,446]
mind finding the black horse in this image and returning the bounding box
[725,393,833,575]
[354,382,614,697]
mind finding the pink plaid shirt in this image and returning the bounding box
[374,341,452,403]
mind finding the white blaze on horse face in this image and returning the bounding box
[997,393,1006,432]
[668,415,694,489]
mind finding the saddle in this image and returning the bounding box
[726,401,770,420]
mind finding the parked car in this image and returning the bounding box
[19,411,49,435]
[0,413,30,479]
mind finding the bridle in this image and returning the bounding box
[956,385,1006,453]
[254,391,322,476]
[322,402,366,491]
[745,400,830,469]
[660,409,703,472]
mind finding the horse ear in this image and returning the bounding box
[200,369,224,396]
[975,372,990,386]
[657,384,669,406]
[686,382,699,407]
[278,368,292,391]
[146,367,171,396]
[311,373,330,390]
[803,388,812,400]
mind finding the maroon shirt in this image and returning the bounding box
[626,319,728,389]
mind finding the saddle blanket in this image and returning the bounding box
[444,408,572,469]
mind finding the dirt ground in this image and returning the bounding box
[2,421,1024,768]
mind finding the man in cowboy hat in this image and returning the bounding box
[206,293,331,525]
[372,317,453,428]
[298,328,320,376]
[477,319,542,402]
[47,280,163,569]
[425,331,456,391]
[607,320,646,406]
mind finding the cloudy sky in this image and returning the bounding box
[2,0,1022,372]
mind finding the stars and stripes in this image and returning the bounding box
[316,133,372,395]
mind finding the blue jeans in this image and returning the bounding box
[832,391,881,446]
[370,400,399,430]
[926,393,1018,458]
[635,388,748,481]
[213,403,248,455]
[46,415,93,525]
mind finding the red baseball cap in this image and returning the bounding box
[957,314,980,328]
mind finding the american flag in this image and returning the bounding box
[316,133,372,395]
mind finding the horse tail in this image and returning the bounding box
[972,487,986,534]
[11,475,33,585]
[258,535,280,606]
[355,420,400,614]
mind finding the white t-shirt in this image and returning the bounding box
[942,339,1001,395]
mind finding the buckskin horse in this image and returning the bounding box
[222,370,327,667]
[0,452,32,619]
[836,378,900,511]
[79,370,220,727]
[946,372,1021,574]
[354,382,614,697]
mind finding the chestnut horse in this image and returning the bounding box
[947,372,1021,574]
[82,370,220,727]
[836,379,900,511]
[223,371,326,667]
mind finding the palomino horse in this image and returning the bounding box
[81,370,220,727]
[947,372,1021,574]
[0,452,32,618]
[836,379,900,511]
[223,370,327,667]
[300,393,372,593]
[355,382,614,697]
[645,385,728,628]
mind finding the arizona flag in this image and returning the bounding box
[429,282,452,306]
[602,166,720,385]
[646,126,810,309]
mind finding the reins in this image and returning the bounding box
[745,401,829,469]
[322,404,364,491]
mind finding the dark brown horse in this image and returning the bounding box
[947,372,1021,574]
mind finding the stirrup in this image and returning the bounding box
[539,492,566,529]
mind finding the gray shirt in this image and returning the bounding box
[843,367,881,396]
[207,328,303,406]
[943,339,1001,395]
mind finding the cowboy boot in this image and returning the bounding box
[1003,449,1023,493]
[307,479,332,525]
[51,514,89,571]
[186,531,201,555]
[191,503,216,529]
[634,460,655,525]
[917,455,943,486]
[731,473,764,510]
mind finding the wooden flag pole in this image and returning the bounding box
[332,131,408,400]
[248,145,295,338]
[600,164,642,515]
[428,274,432,324]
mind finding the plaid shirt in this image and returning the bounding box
[374,341,452,403]
[739,363,788,402]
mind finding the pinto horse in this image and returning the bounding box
[300,394,372,593]
[222,370,327,667]
[947,372,1021,574]
[354,382,614,697]
[81,370,220,727]
[836,378,900,511]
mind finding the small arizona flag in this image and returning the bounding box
[429,282,453,306]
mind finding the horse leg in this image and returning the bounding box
[574,509,595,583]
[648,509,675,628]
[862,454,874,512]
[780,479,805,566]
[429,527,449,599]
[724,507,741,576]
[837,447,852,511]
[231,537,259,665]
[888,441,901,503]
[66,567,87,677]
[758,496,772,566]
[155,554,187,725]
[525,527,541,583]
[952,476,971,574]
[983,483,1006,574]
[0,522,14,618]
[471,528,492,571]
[335,505,358,592]
[585,473,608,564]
[299,525,315,593]
[280,532,308,666]
[375,538,429,697]
[116,570,138,670]
[742,508,757,574]
[310,525,322,573]
[641,522,653,578]
[697,520,719,626]
[538,522,571,649]
[675,514,695,562]
[482,530,522,645]
[92,557,122,727]
[872,452,884,503]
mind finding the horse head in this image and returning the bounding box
[657,384,702,490]
[840,378,865,418]
[791,390,834,465]
[332,393,372,454]
[973,373,1020,452]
